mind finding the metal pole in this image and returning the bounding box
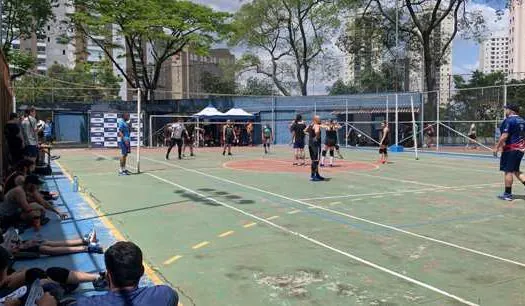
[436,91,440,151]
[345,99,348,147]
[395,94,399,146]
[12,95,16,113]
[420,93,424,147]
[410,96,418,160]
[386,95,389,123]
[503,83,507,119]
[148,113,153,147]
[136,88,141,173]
[272,96,276,144]
[87,110,92,149]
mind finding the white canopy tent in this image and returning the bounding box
[224,108,254,118]
[192,105,226,118]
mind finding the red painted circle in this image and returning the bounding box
[224,159,378,173]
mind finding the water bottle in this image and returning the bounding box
[72,176,79,192]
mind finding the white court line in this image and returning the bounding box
[143,157,525,269]
[299,182,500,201]
[350,172,447,188]
[146,172,478,306]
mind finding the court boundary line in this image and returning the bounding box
[299,182,500,201]
[146,172,478,306]
[143,157,525,269]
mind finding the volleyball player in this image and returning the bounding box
[166,119,185,160]
[183,123,195,157]
[262,124,273,154]
[321,120,340,167]
[305,116,325,181]
[379,121,390,164]
[223,120,236,156]
[290,115,306,166]
[117,113,131,176]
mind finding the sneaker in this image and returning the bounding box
[310,176,321,182]
[118,171,129,176]
[228,153,232,156]
[315,174,325,181]
[178,156,182,160]
[92,272,109,291]
[320,163,325,167]
[222,151,226,156]
[497,193,513,201]
[25,279,44,306]
[88,244,104,254]
[190,153,194,157]
[83,228,98,244]
[124,169,132,174]
[0,285,27,303]
[165,156,169,160]
[329,164,333,167]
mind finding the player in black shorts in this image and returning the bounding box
[321,120,340,167]
[183,123,195,157]
[290,115,307,166]
[379,121,390,164]
[222,120,237,156]
[305,116,325,181]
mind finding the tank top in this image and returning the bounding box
[225,126,234,138]
[308,124,321,145]
[326,128,337,141]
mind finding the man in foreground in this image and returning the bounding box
[494,104,525,201]
[305,116,325,181]
[74,241,178,306]
[166,119,185,160]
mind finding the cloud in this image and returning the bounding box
[466,2,508,38]
[453,61,480,75]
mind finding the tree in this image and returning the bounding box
[14,61,122,104]
[200,71,237,95]
[240,77,276,96]
[1,0,57,79]
[361,0,485,102]
[70,0,231,102]
[231,0,342,96]
[327,79,357,95]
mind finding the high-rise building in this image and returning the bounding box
[156,48,235,100]
[479,33,509,74]
[509,0,525,79]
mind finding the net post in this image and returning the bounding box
[136,88,141,174]
[148,113,153,147]
[386,95,389,123]
[420,92,424,147]
[503,83,507,119]
[395,93,399,145]
[436,91,440,151]
[345,99,348,147]
[87,110,92,148]
[410,96,419,160]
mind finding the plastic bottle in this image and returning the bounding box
[72,176,79,192]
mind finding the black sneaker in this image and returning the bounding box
[24,279,44,306]
[228,153,232,156]
[222,151,225,156]
[92,272,109,291]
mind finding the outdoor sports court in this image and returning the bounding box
[55,146,525,305]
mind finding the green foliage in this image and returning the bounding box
[200,71,237,95]
[14,61,122,104]
[327,79,357,95]
[240,77,276,96]
[231,0,342,96]
[70,0,231,101]
[1,0,57,78]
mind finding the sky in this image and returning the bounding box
[194,0,510,92]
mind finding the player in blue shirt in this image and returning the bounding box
[494,104,525,201]
[117,113,131,176]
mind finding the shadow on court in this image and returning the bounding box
[196,188,256,205]
[64,199,191,223]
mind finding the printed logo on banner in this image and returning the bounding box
[104,142,118,147]
[91,112,104,118]
[104,123,117,128]
[105,118,117,123]
[91,132,104,137]
[91,127,104,133]
[105,132,118,137]
[91,137,105,142]
[91,142,105,148]
[104,113,118,118]
[130,141,138,146]
[90,118,104,123]
[91,123,104,128]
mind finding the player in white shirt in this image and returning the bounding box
[165,119,187,160]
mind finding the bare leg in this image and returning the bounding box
[38,245,88,256]
[514,172,525,184]
[41,238,85,247]
[505,172,514,189]
[66,270,99,284]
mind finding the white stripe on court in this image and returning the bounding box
[143,157,525,269]
[146,172,478,306]
[299,182,500,201]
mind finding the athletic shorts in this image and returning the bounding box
[468,134,476,140]
[24,145,38,158]
[293,139,305,149]
[184,137,193,145]
[325,138,337,147]
[118,141,131,156]
[225,136,234,145]
[309,143,321,161]
[263,137,271,144]
[500,150,524,173]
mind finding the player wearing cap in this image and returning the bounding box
[117,113,131,176]
[494,104,525,201]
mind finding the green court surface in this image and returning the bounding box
[56,146,525,306]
